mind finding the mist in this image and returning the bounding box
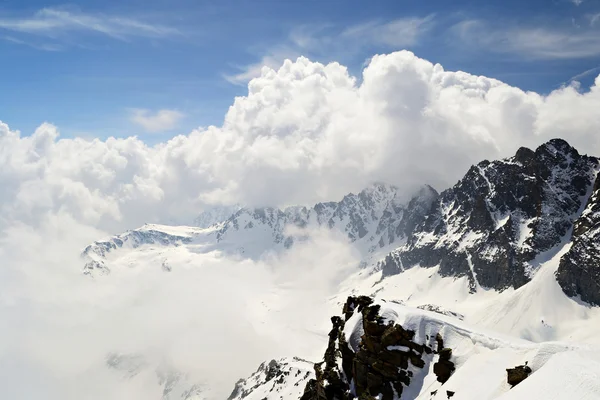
[0,213,360,399]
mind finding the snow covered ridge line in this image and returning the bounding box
[81,138,600,306]
[81,224,213,275]
[231,296,600,400]
[81,182,437,275]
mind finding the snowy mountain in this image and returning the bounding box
[80,138,600,399]
[556,171,600,305]
[194,205,242,229]
[380,139,599,294]
[81,182,435,275]
[237,235,600,399]
[227,358,314,400]
[82,224,211,275]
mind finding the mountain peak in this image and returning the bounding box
[514,146,535,164]
[412,184,439,201]
[535,138,579,159]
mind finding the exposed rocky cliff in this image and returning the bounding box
[556,173,600,305]
[381,139,599,293]
[299,296,452,400]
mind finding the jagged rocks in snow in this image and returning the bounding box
[227,358,314,400]
[416,305,464,320]
[299,296,443,400]
[381,139,599,293]
[556,173,600,305]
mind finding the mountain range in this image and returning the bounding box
[81,139,600,399]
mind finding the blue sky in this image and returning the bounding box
[1,0,600,140]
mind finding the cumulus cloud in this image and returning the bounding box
[130,109,185,133]
[2,51,600,235]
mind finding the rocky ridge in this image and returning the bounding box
[380,139,600,296]
[556,172,600,305]
[227,358,314,400]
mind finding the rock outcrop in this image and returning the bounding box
[506,364,532,387]
[556,173,600,305]
[433,334,455,384]
[228,358,314,400]
[300,296,451,400]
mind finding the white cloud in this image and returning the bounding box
[2,51,600,235]
[0,7,179,48]
[1,35,63,51]
[224,51,298,85]
[130,109,184,133]
[566,66,600,84]
[572,0,584,5]
[340,15,435,48]
[454,19,600,59]
[226,16,434,84]
[0,214,356,399]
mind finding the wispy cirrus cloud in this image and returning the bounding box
[569,65,600,82]
[224,16,435,84]
[339,15,435,48]
[0,7,180,49]
[130,109,185,133]
[453,19,600,60]
[1,35,63,51]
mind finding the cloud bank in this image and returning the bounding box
[0,216,357,399]
[2,51,600,234]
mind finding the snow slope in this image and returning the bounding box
[336,239,600,346]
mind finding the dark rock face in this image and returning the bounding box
[433,334,455,384]
[300,296,452,400]
[556,173,600,305]
[506,364,532,386]
[382,139,599,292]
